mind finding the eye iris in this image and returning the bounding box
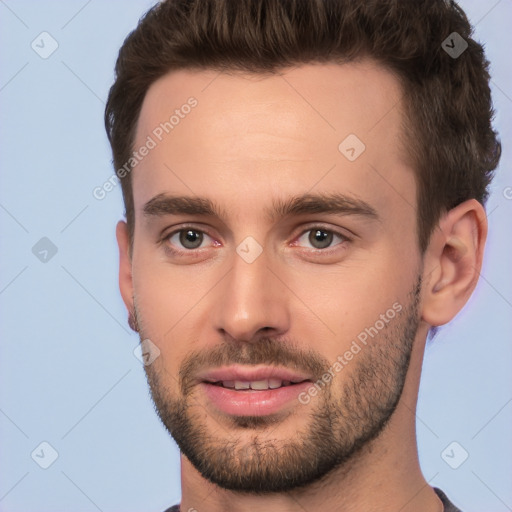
[309,229,332,249]
[180,229,203,249]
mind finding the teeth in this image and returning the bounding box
[228,379,285,390]
[250,379,270,390]
[212,379,302,390]
[268,378,282,389]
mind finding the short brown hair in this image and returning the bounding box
[105,0,501,253]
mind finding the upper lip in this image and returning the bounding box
[197,365,312,384]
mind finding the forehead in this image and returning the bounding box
[132,61,414,223]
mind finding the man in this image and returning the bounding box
[105,0,501,510]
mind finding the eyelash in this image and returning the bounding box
[161,224,351,257]
[293,228,351,253]
[162,226,217,258]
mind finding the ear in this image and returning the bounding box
[421,199,487,327]
[116,220,135,320]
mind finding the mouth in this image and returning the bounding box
[198,379,312,416]
[197,366,313,416]
[204,378,308,390]
[197,364,312,387]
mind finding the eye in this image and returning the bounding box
[295,227,349,250]
[166,228,213,251]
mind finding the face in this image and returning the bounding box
[125,61,424,492]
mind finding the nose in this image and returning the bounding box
[212,245,291,342]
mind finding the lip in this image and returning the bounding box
[196,364,312,384]
[199,381,312,416]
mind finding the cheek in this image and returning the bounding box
[131,259,213,360]
[133,270,170,324]
[132,244,190,321]
[131,261,184,353]
[287,247,416,350]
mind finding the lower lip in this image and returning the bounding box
[199,381,312,416]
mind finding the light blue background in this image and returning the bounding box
[0,1,510,511]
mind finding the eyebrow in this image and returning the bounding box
[142,192,379,223]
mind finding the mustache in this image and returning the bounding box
[179,337,330,396]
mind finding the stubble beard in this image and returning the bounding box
[137,276,422,494]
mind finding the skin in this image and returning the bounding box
[116,61,487,512]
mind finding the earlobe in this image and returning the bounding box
[116,221,136,327]
[421,199,487,327]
